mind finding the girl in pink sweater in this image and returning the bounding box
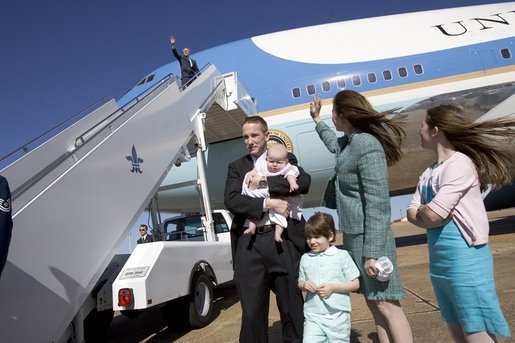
[407,105,515,342]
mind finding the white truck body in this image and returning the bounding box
[112,210,233,311]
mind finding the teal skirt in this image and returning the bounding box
[343,229,405,301]
[423,184,510,336]
[427,220,510,336]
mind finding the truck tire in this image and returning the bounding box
[188,272,214,328]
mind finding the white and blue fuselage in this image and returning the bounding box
[121,4,514,111]
[119,3,515,211]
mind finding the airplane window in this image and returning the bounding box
[352,75,361,87]
[501,48,512,59]
[413,64,424,75]
[382,70,392,81]
[137,78,146,86]
[367,73,377,84]
[292,87,301,98]
[322,81,330,92]
[307,84,316,95]
[147,74,155,82]
[336,78,346,89]
[398,67,408,78]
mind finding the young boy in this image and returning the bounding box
[242,143,302,242]
[298,212,360,342]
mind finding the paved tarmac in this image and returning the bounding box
[103,208,515,343]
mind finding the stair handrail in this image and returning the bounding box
[74,73,179,149]
[199,74,226,113]
[0,95,113,164]
[178,63,213,91]
[7,63,224,202]
[9,73,180,201]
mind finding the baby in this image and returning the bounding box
[242,143,303,242]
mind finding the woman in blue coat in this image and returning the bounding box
[310,90,412,342]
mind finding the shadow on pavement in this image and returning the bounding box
[100,282,239,343]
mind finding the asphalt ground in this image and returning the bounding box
[102,208,515,343]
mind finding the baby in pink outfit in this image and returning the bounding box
[242,143,303,242]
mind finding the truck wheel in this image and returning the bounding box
[188,272,214,328]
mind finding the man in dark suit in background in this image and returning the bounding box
[137,224,154,244]
[224,116,310,342]
[169,34,200,87]
[0,175,13,278]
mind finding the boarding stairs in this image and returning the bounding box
[0,64,256,343]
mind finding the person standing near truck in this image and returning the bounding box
[137,224,154,244]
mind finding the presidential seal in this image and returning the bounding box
[267,129,293,153]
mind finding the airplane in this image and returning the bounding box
[118,2,515,213]
[1,4,514,342]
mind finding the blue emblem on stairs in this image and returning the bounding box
[126,145,144,173]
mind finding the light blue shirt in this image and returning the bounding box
[298,246,360,315]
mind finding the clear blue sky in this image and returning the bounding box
[1,0,510,251]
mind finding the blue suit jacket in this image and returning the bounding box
[137,234,154,244]
[172,46,199,82]
[0,176,13,277]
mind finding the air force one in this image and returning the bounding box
[1,4,515,342]
[119,2,515,212]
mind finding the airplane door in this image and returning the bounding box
[472,47,498,71]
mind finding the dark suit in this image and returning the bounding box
[137,234,154,244]
[224,152,310,343]
[0,176,13,278]
[171,46,199,87]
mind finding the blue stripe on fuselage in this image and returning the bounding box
[118,37,514,111]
